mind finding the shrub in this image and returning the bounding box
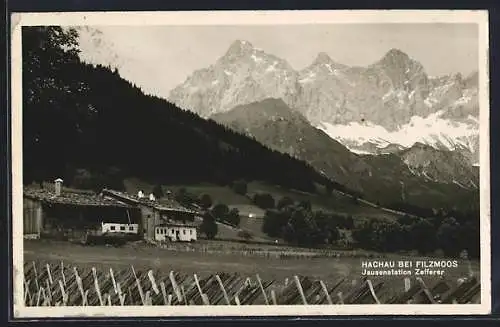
[232,179,248,195]
[198,193,213,210]
[211,203,230,221]
[277,196,294,210]
[200,213,218,239]
[152,184,164,199]
[226,208,241,226]
[237,230,253,241]
[253,193,275,209]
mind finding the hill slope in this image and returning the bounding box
[212,98,372,192]
[22,27,333,193]
[212,98,479,212]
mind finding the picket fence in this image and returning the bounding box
[22,261,480,306]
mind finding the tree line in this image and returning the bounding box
[259,192,479,258]
[260,196,354,247]
[22,26,339,196]
[352,214,480,259]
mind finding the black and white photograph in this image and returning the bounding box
[10,10,491,317]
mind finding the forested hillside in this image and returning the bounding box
[22,26,335,193]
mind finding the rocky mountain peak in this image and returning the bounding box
[465,71,478,88]
[214,98,300,122]
[221,40,256,61]
[313,52,334,65]
[378,48,412,65]
[167,42,479,164]
[410,142,432,150]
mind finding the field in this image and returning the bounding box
[125,178,404,220]
[123,178,406,243]
[22,240,481,306]
[24,240,479,289]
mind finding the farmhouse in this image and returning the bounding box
[23,179,141,241]
[101,188,201,242]
[154,221,198,242]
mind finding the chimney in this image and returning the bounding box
[54,178,63,196]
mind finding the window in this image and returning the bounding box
[190,230,193,235]
[129,226,134,231]
[110,226,115,231]
[120,226,125,231]
[183,230,186,235]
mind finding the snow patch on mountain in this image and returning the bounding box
[317,111,478,161]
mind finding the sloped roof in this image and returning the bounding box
[101,189,199,214]
[24,187,134,208]
[156,221,199,228]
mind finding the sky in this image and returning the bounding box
[76,23,479,97]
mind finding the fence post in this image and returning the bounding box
[45,279,52,305]
[131,266,145,305]
[74,268,85,306]
[46,263,53,285]
[215,274,230,305]
[416,277,436,304]
[82,289,89,306]
[92,267,104,306]
[201,293,210,305]
[110,268,118,294]
[60,261,66,287]
[366,280,381,304]
[337,291,344,304]
[181,285,188,305]
[58,280,68,305]
[36,287,42,306]
[193,274,203,297]
[117,282,126,306]
[167,294,173,305]
[32,262,39,290]
[319,280,333,304]
[145,290,152,306]
[270,290,277,305]
[160,281,168,305]
[24,279,31,305]
[404,277,411,292]
[294,276,307,305]
[148,270,160,295]
[256,274,269,305]
[169,271,182,303]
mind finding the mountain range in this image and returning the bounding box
[167,40,479,164]
[211,98,479,209]
[74,30,480,210]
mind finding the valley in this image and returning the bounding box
[22,26,481,266]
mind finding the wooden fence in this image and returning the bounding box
[22,261,481,306]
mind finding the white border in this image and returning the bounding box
[10,10,491,318]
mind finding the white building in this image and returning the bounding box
[101,222,139,234]
[154,222,197,242]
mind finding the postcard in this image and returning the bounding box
[10,10,491,317]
